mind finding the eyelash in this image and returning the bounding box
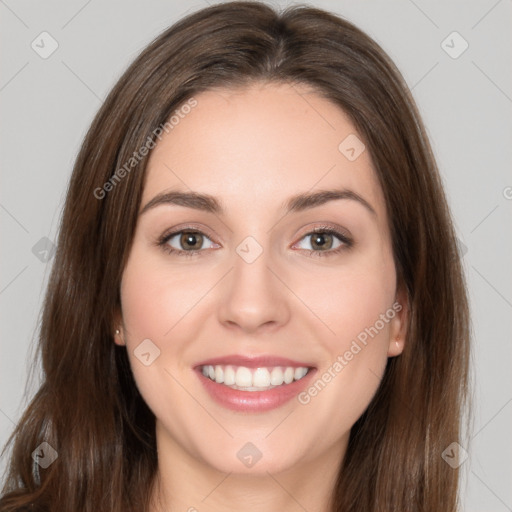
[156,225,353,259]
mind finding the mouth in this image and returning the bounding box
[199,363,312,391]
[193,355,317,412]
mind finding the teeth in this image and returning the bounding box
[253,368,270,387]
[224,366,236,385]
[294,367,305,380]
[201,364,310,391]
[270,367,283,386]
[236,366,252,387]
[215,365,224,384]
[283,367,294,384]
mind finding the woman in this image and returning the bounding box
[0,2,471,511]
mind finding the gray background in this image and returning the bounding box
[1,0,511,509]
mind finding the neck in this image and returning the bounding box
[149,423,347,512]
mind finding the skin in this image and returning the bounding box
[115,81,408,512]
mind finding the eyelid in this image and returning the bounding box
[292,223,352,244]
[158,223,219,244]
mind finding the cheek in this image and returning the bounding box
[324,278,394,346]
[299,249,396,407]
[311,282,393,410]
[119,250,191,427]
[311,253,396,350]
[120,244,203,343]
[118,244,210,400]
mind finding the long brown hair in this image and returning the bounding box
[0,2,471,510]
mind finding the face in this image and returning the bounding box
[116,82,407,476]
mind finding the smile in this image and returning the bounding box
[200,364,311,391]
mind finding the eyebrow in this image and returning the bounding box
[140,188,377,217]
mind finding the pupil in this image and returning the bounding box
[313,233,332,250]
[182,232,201,249]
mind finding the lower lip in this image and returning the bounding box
[195,368,317,412]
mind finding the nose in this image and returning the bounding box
[217,244,291,334]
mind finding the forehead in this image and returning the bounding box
[142,82,387,223]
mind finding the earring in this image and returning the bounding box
[115,329,120,335]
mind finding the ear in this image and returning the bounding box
[387,283,409,357]
[112,309,126,346]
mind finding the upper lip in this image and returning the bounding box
[194,354,315,369]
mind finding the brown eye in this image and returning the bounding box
[296,230,344,252]
[309,232,334,250]
[158,229,218,257]
[293,227,353,258]
[178,231,204,251]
